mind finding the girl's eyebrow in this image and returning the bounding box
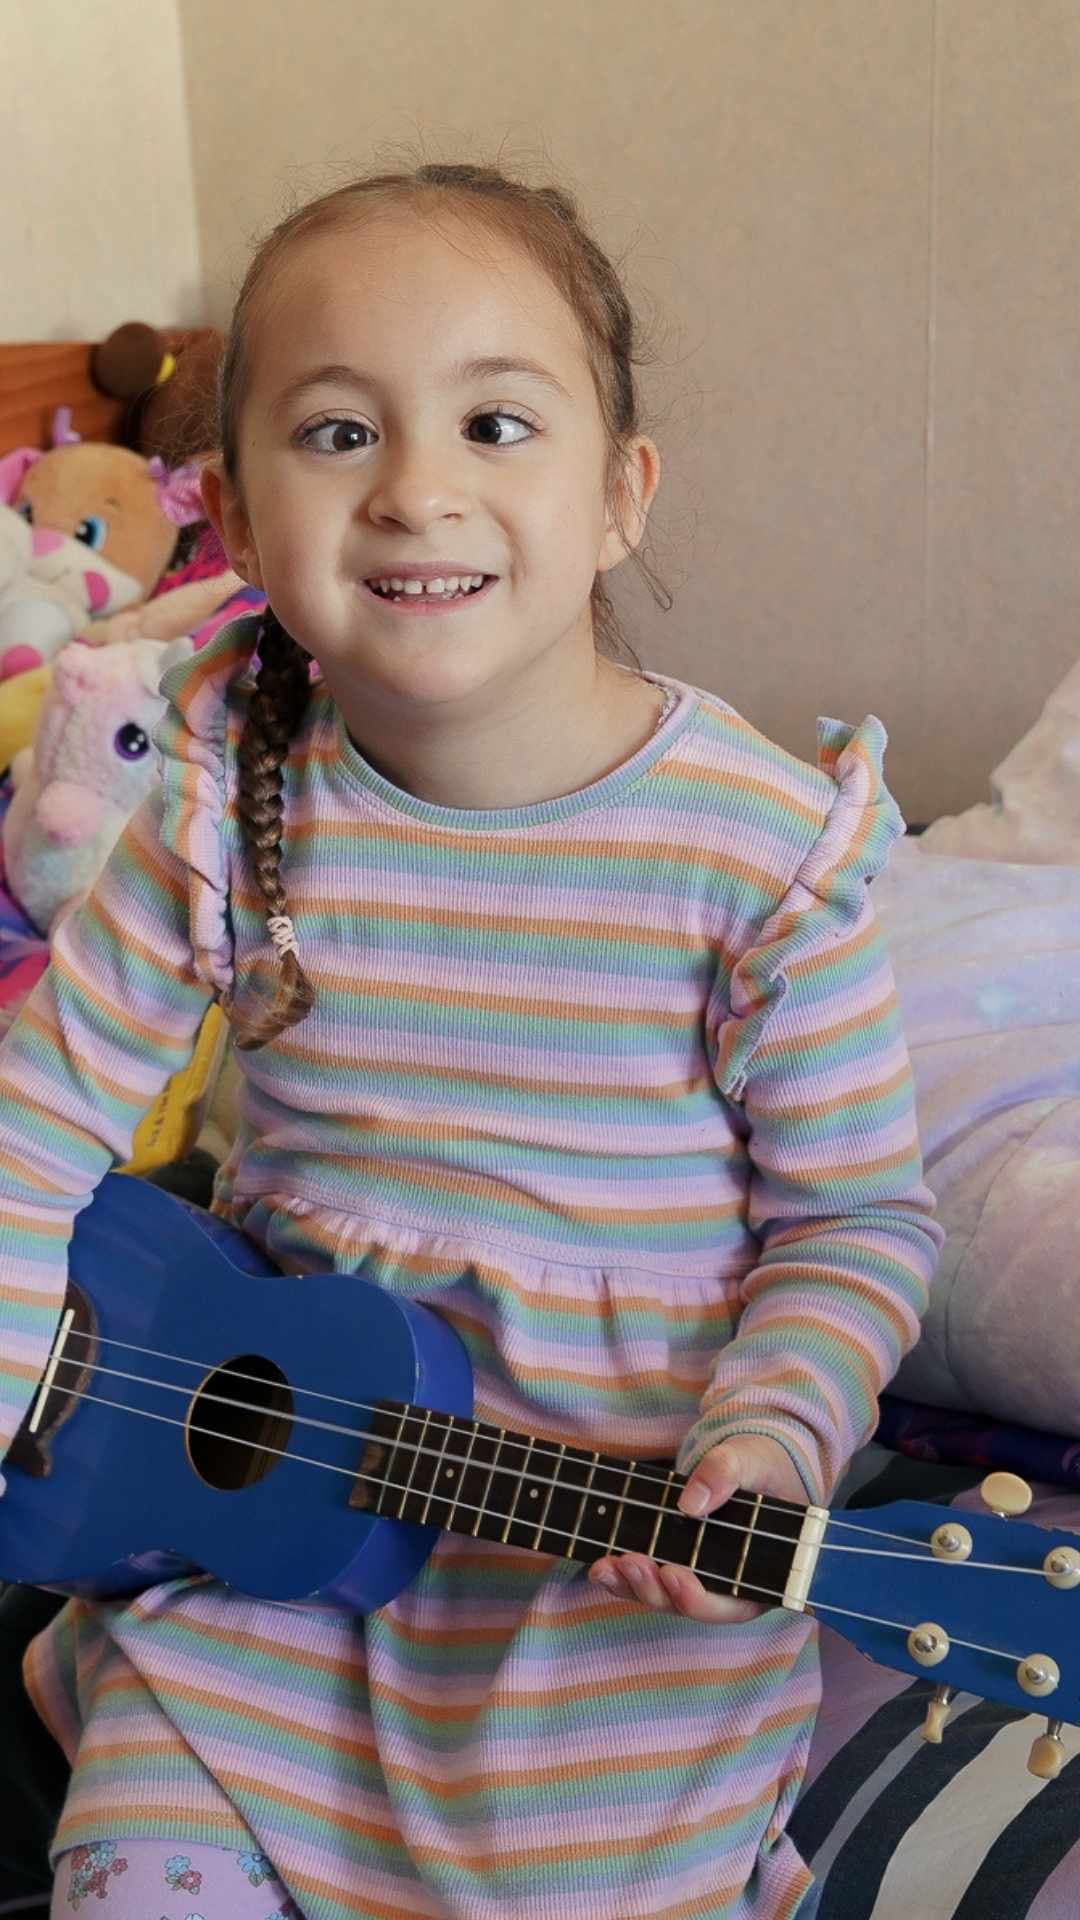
[273,355,572,413]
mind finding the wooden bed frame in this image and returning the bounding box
[0,333,197,453]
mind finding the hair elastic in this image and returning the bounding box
[267,913,300,960]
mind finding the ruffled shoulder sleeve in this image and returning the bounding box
[155,614,259,995]
[712,714,904,1100]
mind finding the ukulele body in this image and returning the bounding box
[0,1174,473,1610]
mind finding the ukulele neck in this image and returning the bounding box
[350,1401,827,1610]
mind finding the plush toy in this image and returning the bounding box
[92,322,223,467]
[0,409,205,679]
[0,499,144,678]
[2,634,193,936]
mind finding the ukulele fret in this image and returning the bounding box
[568,1451,600,1557]
[420,1415,455,1527]
[474,1429,505,1537]
[647,1470,678,1559]
[444,1416,477,1533]
[532,1441,566,1552]
[501,1436,534,1543]
[729,1492,762,1598]
[396,1406,432,1521]
[609,1463,636,1552]
[377,1405,410,1516]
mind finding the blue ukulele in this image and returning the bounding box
[3,1173,1079,1778]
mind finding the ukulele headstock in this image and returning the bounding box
[807,1474,1080,1774]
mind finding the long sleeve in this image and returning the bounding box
[677,718,944,1504]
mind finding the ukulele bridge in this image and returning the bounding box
[8,1283,96,1479]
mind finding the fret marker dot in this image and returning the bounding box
[444,1469,455,1479]
[529,1488,539,1498]
[597,1505,607,1515]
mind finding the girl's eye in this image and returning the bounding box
[466,410,535,446]
[300,419,372,455]
[74,515,107,550]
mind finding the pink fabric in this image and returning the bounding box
[0,644,43,680]
[51,1836,300,1917]
[82,569,109,613]
[0,446,42,502]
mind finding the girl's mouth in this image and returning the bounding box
[363,575,498,615]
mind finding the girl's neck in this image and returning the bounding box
[326,654,668,812]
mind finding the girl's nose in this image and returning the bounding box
[365,443,470,532]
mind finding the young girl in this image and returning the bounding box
[0,161,942,1920]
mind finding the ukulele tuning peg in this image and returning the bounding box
[978,1471,1033,1517]
[907,1622,950,1667]
[1027,1719,1067,1781]
[930,1521,972,1562]
[921,1684,954,1743]
[1017,1654,1060,1699]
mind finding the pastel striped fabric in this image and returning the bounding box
[0,619,941,1920]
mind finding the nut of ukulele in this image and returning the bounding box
[978,1472,1033,1517]
[921,1684,954,1743]
[1027,1720,1067,1780]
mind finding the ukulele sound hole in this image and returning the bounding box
[186,1354,294,1491]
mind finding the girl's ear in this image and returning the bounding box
[200,459,264,587]
[596,434,662,576]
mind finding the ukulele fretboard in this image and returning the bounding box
[350,1401,809,1603]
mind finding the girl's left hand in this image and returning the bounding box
[587,1432,808,1623]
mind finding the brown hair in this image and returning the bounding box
[218,158,672,1049]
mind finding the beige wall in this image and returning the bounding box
[0,0,201,337]
[7,2,1079,822]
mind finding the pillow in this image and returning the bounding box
[917,654,1080,863]
[874,840,1080,1433]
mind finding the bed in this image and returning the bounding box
[0,342,1078,1920]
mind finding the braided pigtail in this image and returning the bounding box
[224,611,316,1050]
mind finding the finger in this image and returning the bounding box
[588,1555,670,1611]
[657,1561,765,1624]
[677,1448,741,1519]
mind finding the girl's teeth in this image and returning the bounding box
[370,573,487,598]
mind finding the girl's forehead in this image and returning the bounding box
[248,215,591,386]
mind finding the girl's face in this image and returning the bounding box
[204,211,658,722]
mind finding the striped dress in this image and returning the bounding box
[0,618,941,1920]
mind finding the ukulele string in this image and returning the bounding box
[36,1376,1031,1667]
[47,1349,1052,1578]
[56,1326,973,1555]
[61,1328,933,1551]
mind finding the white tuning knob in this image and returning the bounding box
[979,1472,1033,1517]
[1028,1719,1067,1780]
[930,1522,973,1562]
[1044,1545,1080,1590]
[907,1622,950,1667]
[921,1684,954,1743]
[1017,1654,1060,1699]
